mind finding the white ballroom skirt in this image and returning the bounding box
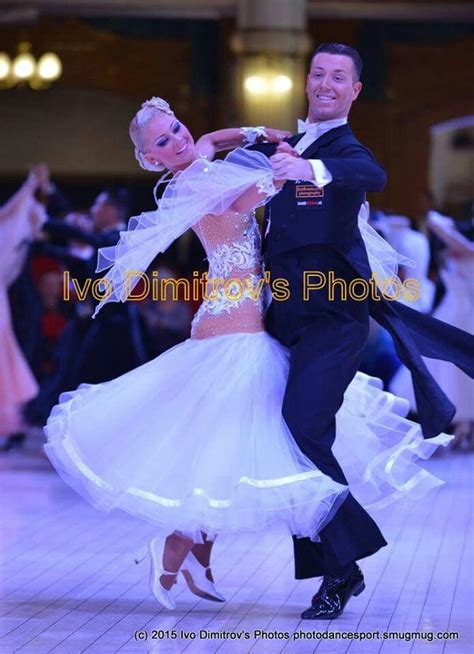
[44,331,452,543]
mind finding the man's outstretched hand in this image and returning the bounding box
[270,143,315,181]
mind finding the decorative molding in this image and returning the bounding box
[1,1,473,21]
[0,1,235,21]
[307,1,474,21]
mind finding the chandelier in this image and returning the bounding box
[0,42,62,90]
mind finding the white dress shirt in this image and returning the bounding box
[294,117,348,186]
[263,117,347,242]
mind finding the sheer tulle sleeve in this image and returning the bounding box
[93,149,276,317]
[358,202,414,293]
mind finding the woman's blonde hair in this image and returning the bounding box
[129,97,174,172]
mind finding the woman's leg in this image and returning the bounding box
[160,531,194,590]
[191,532,215,582]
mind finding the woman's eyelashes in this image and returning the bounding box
[157,123,181,147]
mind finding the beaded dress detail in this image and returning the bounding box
[191,210,266,339]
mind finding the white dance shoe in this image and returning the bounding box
[149,537,180,610]
[181,550,226,602]
[135,537,179,610]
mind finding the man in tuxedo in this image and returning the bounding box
[251,42,474,619]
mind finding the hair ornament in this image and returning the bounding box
[141,97,173,114]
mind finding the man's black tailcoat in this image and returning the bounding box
[252,125,474,578]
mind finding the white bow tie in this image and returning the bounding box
[296,117,348,137]
[297,119,320,135]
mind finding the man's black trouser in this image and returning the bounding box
[265,246,387,579]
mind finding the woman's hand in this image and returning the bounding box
[35,163,54,194]
[1,164,49,223]
[26,163,50,193]
[263,128,292,143]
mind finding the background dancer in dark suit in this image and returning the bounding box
[26,186,148,427]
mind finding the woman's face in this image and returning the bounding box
[143,112,196,171]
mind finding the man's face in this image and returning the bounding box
[90,193,119,231]
[306,52,362,122]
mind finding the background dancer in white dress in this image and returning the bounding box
[0,165,47,449]
[391,210,474,448]
[44,98,451,612]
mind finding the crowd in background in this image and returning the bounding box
[1,165,473,453]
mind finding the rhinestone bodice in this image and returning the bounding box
[190,210,265,338]
[204,212,261,276]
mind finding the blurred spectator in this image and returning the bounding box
[414,190,448,309]
[139,264,193,357]
[36,270,69,377]
[163,230,206,279]
[64,212,95,260]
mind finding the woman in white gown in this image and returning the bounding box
[0,166,46,446]
[44,98,451,610]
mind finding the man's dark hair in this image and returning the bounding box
[103,186,130,222]
[312,43,363,81]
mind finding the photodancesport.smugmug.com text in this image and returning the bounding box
[62,270,422,303]
[133,628,459,643]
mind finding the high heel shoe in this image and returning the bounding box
[135,537,178,610]
[181,551,226,602]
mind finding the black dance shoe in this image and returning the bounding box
[301,563,365,620]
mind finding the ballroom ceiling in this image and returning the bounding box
[1,0,473,22]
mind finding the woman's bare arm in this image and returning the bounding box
[0,175,36,223]
[0,164,49,223]
[196,127,291,160]
[194,127,289,212]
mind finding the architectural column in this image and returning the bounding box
[231,0,311,131]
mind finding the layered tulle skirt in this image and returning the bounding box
[44,331,451,543]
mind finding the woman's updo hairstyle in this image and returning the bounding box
[129,97,174,172]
